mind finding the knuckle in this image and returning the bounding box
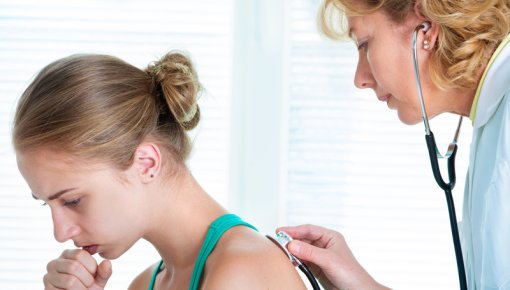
[62,249,74,257]
[74,249,86,260]
[64,248,84,260]
[61,275,79,289]
[68,260,82,273]
[46,261,54,272]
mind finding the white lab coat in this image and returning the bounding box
[462,36,510,289]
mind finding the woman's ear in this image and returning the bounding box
[133,143,162,183]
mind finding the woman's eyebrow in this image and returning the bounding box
[31,188,77,201]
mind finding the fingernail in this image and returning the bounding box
[288,241,300,254]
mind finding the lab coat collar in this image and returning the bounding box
[471,35,510,129]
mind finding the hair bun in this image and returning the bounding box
[146,51,201,130]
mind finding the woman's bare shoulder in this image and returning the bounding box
[128,261,160,290]
[200,228,308,290]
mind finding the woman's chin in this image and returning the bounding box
[98,249,122,260]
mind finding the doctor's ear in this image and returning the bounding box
[421,21,439,51]
[133,143,162,183]
[413,3,440,51]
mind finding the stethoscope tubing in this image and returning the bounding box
[412,24,467,290]
[298,264,321,290]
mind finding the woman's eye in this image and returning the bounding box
[41,202,47,207]
[63,198,81,207]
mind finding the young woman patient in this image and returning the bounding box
[13,51,307,290]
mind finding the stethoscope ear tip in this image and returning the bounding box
[420,21,431,32]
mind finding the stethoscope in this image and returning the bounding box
[412,22,467,290]
[267,231,321,289]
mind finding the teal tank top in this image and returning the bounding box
[147,214,257,290]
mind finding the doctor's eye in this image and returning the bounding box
[41,202,47,206]
[63,198,81,208]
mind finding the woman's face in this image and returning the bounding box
[348,10,436,124]
[17,148,148,260]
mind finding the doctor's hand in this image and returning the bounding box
[44,249,112,290]
[277,224,390,290]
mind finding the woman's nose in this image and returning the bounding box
[354,55,375,89]
[51,209,80,243]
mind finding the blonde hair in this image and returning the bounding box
[13,51,201,170]
[319,0,510,90]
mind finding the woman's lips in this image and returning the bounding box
[82,245,98,255]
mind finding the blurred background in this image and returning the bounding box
[0,0,473,289]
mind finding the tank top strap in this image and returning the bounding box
[148,260,164,290]
[147,214,257,290]
[188,213,257,290]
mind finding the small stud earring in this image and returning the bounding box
[150,174,154,178]
[423,40,430,50]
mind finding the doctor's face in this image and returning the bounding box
[17,148,147,260]
[348,11,434,125]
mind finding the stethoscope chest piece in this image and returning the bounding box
[266,231,321,290]
[266,231,301,266]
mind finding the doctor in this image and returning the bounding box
[279,0,510,289]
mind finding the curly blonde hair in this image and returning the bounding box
[319,0,510,90]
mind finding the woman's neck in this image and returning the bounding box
[143,169,227,282]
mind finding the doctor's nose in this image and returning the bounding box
[354,57,375,89]
[51,209,80,243]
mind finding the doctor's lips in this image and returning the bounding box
[82,245,98,255]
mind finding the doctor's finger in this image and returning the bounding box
[287,239,331,269]
[278,224,338,247]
